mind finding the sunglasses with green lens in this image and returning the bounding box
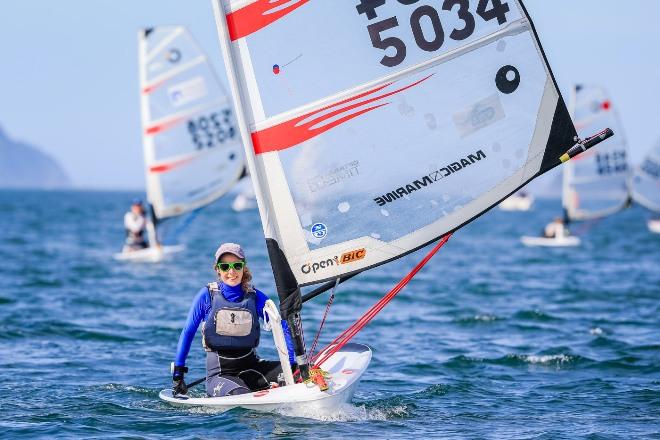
[216,261,245,272]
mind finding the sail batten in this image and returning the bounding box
[142,56,207,92]
[145,27,185,62]
[144,99,231,135]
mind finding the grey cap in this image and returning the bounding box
[214,243,245,263]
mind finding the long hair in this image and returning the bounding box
[240,265,255,293]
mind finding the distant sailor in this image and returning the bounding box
[543,217,568,239]
[171,243,297,397]
[123,199,148,251]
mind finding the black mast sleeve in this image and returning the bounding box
[265,238,310,379]
[265,238,301,319]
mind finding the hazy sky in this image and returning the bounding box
[1,1,659,189]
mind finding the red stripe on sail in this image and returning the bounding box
[142,81,164,94]
[145,117,185,135]
[226,0,310,41]
[149,157,192,173]
[251,74,433,155]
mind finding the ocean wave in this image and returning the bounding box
[274,401,413,421]
[92,383,159,397]
[21,277,64,288]
[443,353,589,369]
[454,314,501,324]
[11,320,136,342]
[512,310,562,322]
[514,354,574,365]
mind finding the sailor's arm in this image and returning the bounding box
[174,287,209,367]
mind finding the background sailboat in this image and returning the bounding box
[499,189,534,211]
[522,85,629,247]
[115,26,245,262]
[562,84,631,221]
[231,173,258,212]
[631,139,660,233]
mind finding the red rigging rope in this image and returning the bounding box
[311,233,452,368]
[308,289,335,360]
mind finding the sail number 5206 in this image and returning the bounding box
[358,0,510,67]
[187,109,236,150]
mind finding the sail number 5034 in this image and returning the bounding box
[358,0,510,67]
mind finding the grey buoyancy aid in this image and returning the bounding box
[202,282,260,351]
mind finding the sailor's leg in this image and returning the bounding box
[206,375,250,397]
[237,360,282,391]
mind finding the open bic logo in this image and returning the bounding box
[300,248,367,275]
[340,248,366,264]
[311,223,327,239]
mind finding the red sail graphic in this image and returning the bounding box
[149,157,193,174]
[145,116,185,135]
[252,75,433,155]
[142,80,165,95]
[227,0,310,41]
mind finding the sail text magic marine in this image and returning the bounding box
[374,150,486,207]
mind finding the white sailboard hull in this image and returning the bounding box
[648,220,660,234]
[520,235,580,247]
[499,195,534,211]
[159,343,371,414]
[114,244,185,262]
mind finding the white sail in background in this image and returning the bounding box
[631,139,660,213]
[213,0,578,287]
[499,190,534,211]
[563,85,630,221]
[138,26,244,221]
[231,175,258,212]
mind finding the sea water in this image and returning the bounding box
[0,190,658,439]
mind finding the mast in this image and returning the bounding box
[211,2,311,379]
[562,84,578,225]
[138,28,159,248]
[146,203,159,248]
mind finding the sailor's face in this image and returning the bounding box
[131,204,143,215]
[218,253,244,287]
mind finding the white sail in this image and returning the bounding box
[563,85,630,221]
[138,26,245,221]
[631,139,660,213]
[213,0,578,287]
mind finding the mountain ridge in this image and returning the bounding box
[0,125,71,189]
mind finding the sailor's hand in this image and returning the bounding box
[172,378,188,395]
[172,365,189,395]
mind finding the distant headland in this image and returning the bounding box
[0,125,71,189]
